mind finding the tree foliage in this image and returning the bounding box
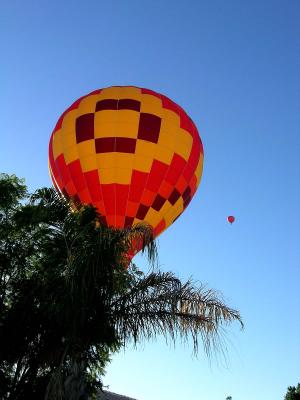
[0,173,243,399]
[284,383,300,400]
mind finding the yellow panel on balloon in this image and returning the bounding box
[157,128,175,150]
[94,110,117,124]
[144,208,162,228]
[116,86,141,100]
[99,168,115,184]
[114,168,132,184]
[133,154,153,173]
[96,153,116,169]
[78,140,96,158]
[164,198,184,227]
[80,155,97,172]
[64,146,78,165]
[140,94,163,117]
[94,122,116,139]
[114,153,134,169]
[154,145,174,165]
[157,201,172,221]
[116,110,140,125]
[135,140,157,158]
[61,110,77,131]
[62,129,77,150]
[100,87,123,98]
[195,153,204,181]
[114,122,139,139]
[77,95,99,116]
[52,130,63,159]
[174,128,193,161]
[161,108,180,128]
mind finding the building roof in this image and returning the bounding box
[98,390,137,400]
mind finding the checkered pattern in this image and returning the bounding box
[49,86,204,240]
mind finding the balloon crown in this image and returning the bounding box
[49,86,204,241]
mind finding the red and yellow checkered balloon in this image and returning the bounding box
[49,86,204,240]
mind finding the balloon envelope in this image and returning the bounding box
[227,216,235,224]
[48,86,204,241]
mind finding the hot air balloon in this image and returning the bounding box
[48,86,204,245]
[227,216,235,224]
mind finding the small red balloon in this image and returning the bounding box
[227,216,235,224]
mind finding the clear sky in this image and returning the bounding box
[1,1,300,399]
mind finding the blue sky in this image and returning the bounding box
[1,1,299,399]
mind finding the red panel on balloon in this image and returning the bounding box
[96,99,118,111]
[165,168,181,186]
[138,113,161,144]
[106,215,116,227]
[154,219,166,236]
[168,188,181,205]
[54,97,82,131]
[56,154,71,186]
[87,89,102,96]
[118,99,141,112]
[140,189,156,206]
[115,215,125,228]
[179,111,195,136]
[183,165,194,182]
[84,170,102,202]
[131,170,148,186]
[115,137,136,153]
[126,201,139,217]
[94,200,106,216]
[136,204,150,220]
[171,154,186,173]
[78,187,92,204]
[175,175,187,194]
[188,138,201,169]
[50,162,63,190]
[146,160,168,192]
[129,170,148,201]
[95,137,116,153]
[141,88,162,99]
[161,95,183,118]
[189,175,197,194]
[152,194,166,211]
[115,184,129,215]
[68,159,86,192]
[64,180,77,197]
[101,184,116,215]
[159,181,174,198]
[76,114,95,144]
[128,186,144,203]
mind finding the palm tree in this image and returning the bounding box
[0,176,243,399]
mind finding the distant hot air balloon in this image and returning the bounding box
[227,216,235,224]
[48,86,204,249]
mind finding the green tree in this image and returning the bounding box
[0,173,243,399]
[284,383,300,400]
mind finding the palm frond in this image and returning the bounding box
[122,222,158,266]
[112,271,243,356]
